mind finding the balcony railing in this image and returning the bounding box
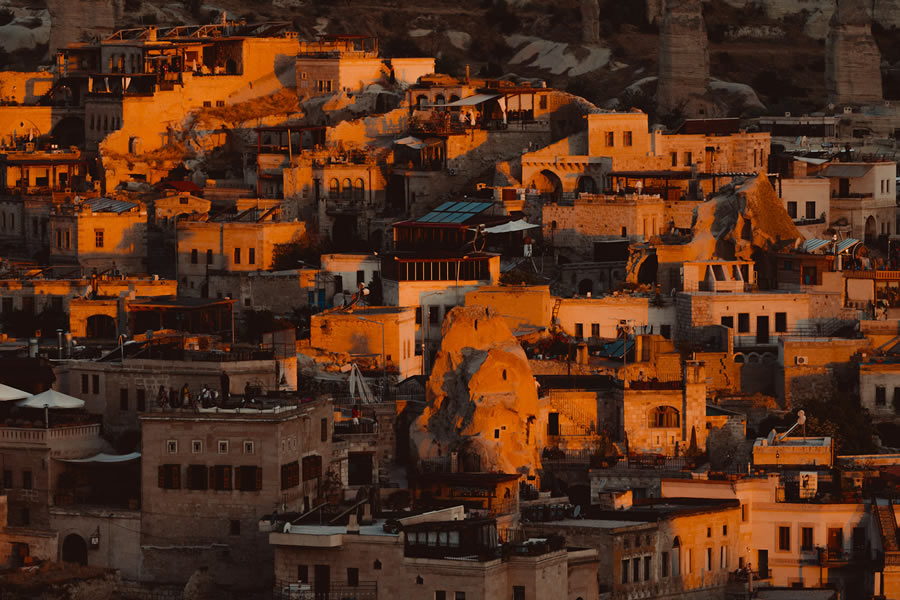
[0,423,100,445]
[817,547,869,566]
[273,581,377,600]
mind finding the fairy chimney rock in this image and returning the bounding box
[826,0,883,105]
[656,0,711,118]
[581,0,601,44]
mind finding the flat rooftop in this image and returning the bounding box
[754,436,831,447]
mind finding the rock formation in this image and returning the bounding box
[826,0,883,105]
[47,0,123,55]
[684,173,802,261]
[581,0,601,44]
[656,0,712,118]
[411,306,543,479]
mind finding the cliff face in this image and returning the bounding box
[411,306,543,479]
[46,0,123,54]
[826,0,883,105]
[656,0,712,118]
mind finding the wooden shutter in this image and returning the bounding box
[223,466,232,490]
[234,466,242,491]
[255,467,263,491]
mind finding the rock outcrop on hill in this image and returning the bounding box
[581,0,600,44]
[410,306,543,479]
[685,173,802,261]
[656,0,712,118]
[47,0,123,54]
[826,0,883,105]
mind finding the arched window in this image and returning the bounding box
[341,178,352,200]
[354,178,365,202]
[329,178,339,199]
[649,406,680,428]
[435,94,445,105]
[672,537,681,577]
[416,95,427,109]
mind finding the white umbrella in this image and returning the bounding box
[17,389,85,409]
[0,383,32,402]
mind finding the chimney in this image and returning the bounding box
[147,26,157,42]
[346,512,360,534]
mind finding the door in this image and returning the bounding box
[756,316,769,344]
[839,178,850,197]
[828,528,844,559]
[314,564,330,598]
[548,412,559,436]
[757,549,768,578]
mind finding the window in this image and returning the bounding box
[81,374,89,394]
[787,201,797,219]
[211,465,232,490]
[774,312,787,332]
[671,152,678,167]
[158,464,181,489]
[455,593,466,600]
[192,440,203,454]
[22,470,32,490]
[94,229,104,248]
[357,270,366,284]
[187,464,208,490]
[92,374,100,394]
[316,79,333,93]
[347,568,359,587]
[605,131,614,146]
[633,557,640,582]
[684,151,692,166]
[660,550,669,577]
[643,556,651,581]
[302,455,322,481]
[429,306,439,325]
[416,307,422,324]
[707,527,712,538]
[624,131,633,146]
[737,313,750,333]
[720,546,727,569]
[2,469,11,489]
[591,323,600,338]
[622,559,629,583]
[233,247,241,264]
[206,249,213,265]
[230,519,240,535]
[706,548,712,571]
[244,441,254,454]
[297,565,309,582]
[218,440,229,454]
[136,389,146,411]
[660,324,671,339]
[236,466,262,491]
[248,248,255,265]
[721,316,734,328]
[216,100,225,107]
[650,406,680,428]
[166,440,178,454]
[321,417,328,442]
[575,323,584,340]
[876,386,886,406]
[805,201,816,219]
[202,100,212,108]
[723,525,728,536]
[119,388,128,411]
[801,527,814,551]
[191,249,198,264]
[778,526,791,551]
[282,461,300,489]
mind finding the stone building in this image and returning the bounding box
[777,336,870,408]
[176,212,306,297]
[139,396,334,589]
[859,359,900,423]
[656,0,712,118]
[49,197,148,274]
[826,0,883,106]
[820,161,896,245]
[268,509,599,600]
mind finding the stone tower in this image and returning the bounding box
[826,0,883,105]
[656,0,711,118]
[47,0,124,55]
[581,0,600,44]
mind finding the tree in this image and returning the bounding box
[270,233,333,271]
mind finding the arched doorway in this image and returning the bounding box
[578,278,594,296]
[865,216,877,245]
[577,176,598,194]
[637,254,658,285]
[531,170,562,201]
[51,116,85,148]
[225,59,237,75]
[86,314,116,339]
[62,533,88,565]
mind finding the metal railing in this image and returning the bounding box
[273,581,377,600]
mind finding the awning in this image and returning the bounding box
[0,383,31,402]
[57,452,141,464]
[17,389,85,409]
[820,164,872,178]
[802,239,831,253]
[394,136,425,150]
[483,219,540,234]
[442,93,501,107]
[836,238,861,254]
[599,339,634,360]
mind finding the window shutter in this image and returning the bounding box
[208,465,215,490]
[255,467,263,491]
[172,465,181,489]
[234,466,242,491]
[224,466,232,490]
[158,465,165,488]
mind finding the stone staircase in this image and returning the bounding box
[876,502,899,553]
[548,393,595,436]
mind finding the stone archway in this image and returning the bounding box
[865,216,877,245]
[577,176,598,194]
[86,314,116,339]
[531,170,563,200]
[578,278,594,296]
[62,533,87,565]
[51,116,85,148]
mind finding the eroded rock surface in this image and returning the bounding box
[411,306,542,478]
[826,0,883,105]
[656,0,712,118]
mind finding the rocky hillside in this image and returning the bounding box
[1,0,899,118]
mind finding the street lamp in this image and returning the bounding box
[357,316,387,401]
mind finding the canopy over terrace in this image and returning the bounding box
[608,170,761,199]
[18,389,85,409]
[425,89,546,128]
[127,296,236,338]
[0,383,31,402]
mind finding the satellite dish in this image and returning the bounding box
[797,409,806,425]
[573,505,582,518]
[766,429,776,446]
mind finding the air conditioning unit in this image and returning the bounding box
[795,356,808,365]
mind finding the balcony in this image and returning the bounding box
[0,423,101,447]
[816,547,869,567]
[273,581,377,600]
